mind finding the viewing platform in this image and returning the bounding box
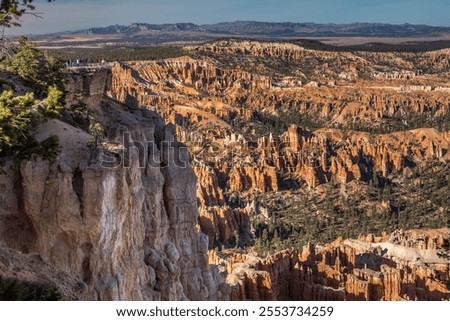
[67,62,111,72]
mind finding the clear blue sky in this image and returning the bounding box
[7,0,450,35]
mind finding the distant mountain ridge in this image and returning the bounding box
[84,23,206,35]
[76,21,450,37]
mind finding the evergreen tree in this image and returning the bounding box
[6,37,67,94]
[43,85,64,117]
[254,238,264,257]
[0,1,53,28]
[0,90,35,156]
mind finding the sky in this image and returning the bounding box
[6,0,450,35]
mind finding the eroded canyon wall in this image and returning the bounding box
[108,54,450,247]
[212,229,450,301]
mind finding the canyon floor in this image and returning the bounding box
[0,37,449,300]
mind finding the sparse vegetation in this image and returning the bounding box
[0,276,61,301]
[0,89,61,161]
[3,37,66,95]
[0,38,65,163]
[49,46,186,63]
[249,159,449,255]
[251,110,326,137]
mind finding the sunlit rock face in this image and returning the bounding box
[210,229,450,301]
[0,69,227,301]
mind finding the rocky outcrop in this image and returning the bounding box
[228,166,279,193]
[0,246,89,300]
[388,229,450,250]
[66,66,111,107]
[187,40,311,62]
[216,229,450,301]
[3,39,449,302]
[276,125,450,186]
[190,123,450,192]
[0,69,227,301]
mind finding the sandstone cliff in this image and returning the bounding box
[0,68,227,300]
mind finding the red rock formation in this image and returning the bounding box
[216,229,450,301]
[106,42,450,257]
[108,56,450,198]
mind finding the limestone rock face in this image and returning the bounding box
[0,69,226,301]
[215,229,450,301]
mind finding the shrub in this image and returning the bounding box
[0,276,61,301]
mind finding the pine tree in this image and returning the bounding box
[0,1,53,28]
[254,238,264,257]
[273,229,282,251]
[0,90,35,156]
[6,37,66,94]
[43,85,64,117]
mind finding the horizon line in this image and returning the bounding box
[12,20,450,37]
